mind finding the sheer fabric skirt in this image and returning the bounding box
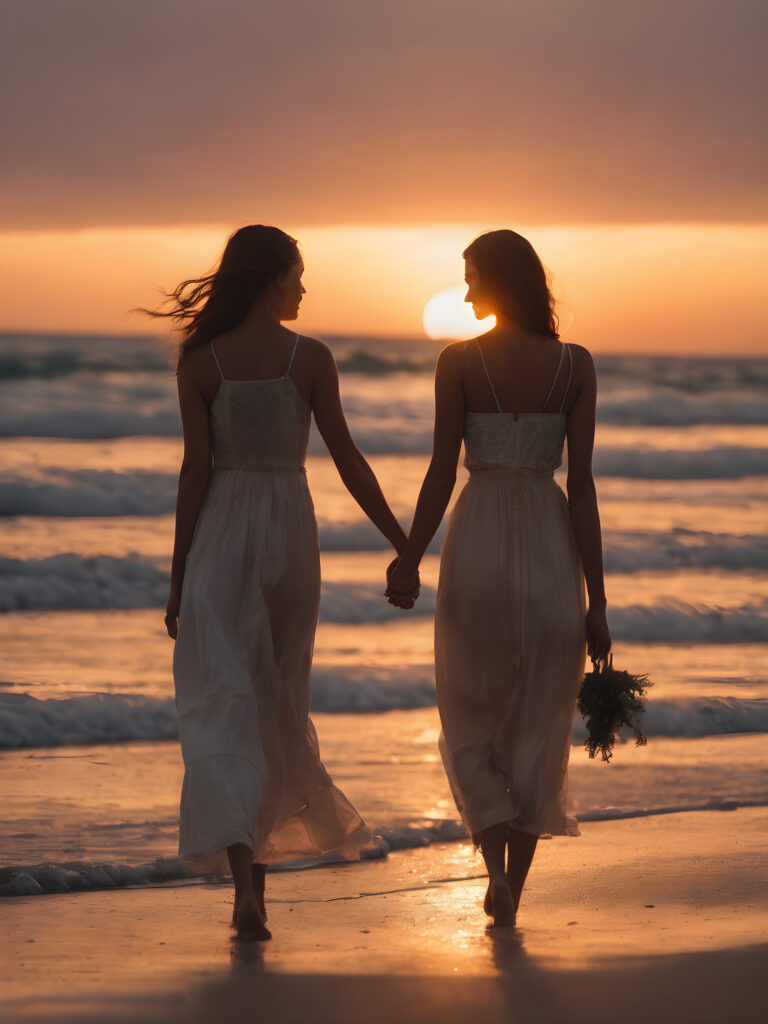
[173,468,371,873]
[434,475,586,839]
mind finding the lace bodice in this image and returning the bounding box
[464,412,566,476]
[210,378,310,470]
[208,334,310,471]
[462,338,571,477]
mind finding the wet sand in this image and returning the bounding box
[2,808,767,1023]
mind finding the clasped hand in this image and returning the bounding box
[385,557,420,610]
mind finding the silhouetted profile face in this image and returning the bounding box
[462,231,558,338]
[464,256,495,320]
[273,257,306,321]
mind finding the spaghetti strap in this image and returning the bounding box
[558,343,574,414]
[285,333,300,377]
[542,342,566,412]
[475,340,503,413]
[460,340,468,404]
[210,341,224,380]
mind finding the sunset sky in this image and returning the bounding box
[1,0,765,352]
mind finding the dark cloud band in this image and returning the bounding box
[1,0,765,228]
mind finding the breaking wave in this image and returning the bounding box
[2,690,766,751]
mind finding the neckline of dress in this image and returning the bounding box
[465,410,566,418]
[214,375,310,410]
[219,374,291,384]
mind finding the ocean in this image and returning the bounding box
[1,331,766,896]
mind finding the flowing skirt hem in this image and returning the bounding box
[179,765,378,877]
[438,733,581,841]
[179,819,377,877]
[466,811,581,843]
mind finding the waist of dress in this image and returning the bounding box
[467,466,555,480]
[213,462,307,475]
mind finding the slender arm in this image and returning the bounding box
[565,351,607,610]
[166,365,212,636]
[312,345,408,554]
[390,345,464,582]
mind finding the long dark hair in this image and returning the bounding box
[462,230,559,339]
[141,225,301,369]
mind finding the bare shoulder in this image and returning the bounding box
[177,344,212,389]
[436,340,465,373]
[297,334,336,371]
[567,342,594,367]
[565,342,596,384]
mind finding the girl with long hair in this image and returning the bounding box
[147,225,409,938]
[386,229,611,926]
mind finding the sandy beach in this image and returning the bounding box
[3,807,766,1023]
[3,0,767,1019]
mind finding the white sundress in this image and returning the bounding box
[173,334,372,872]
[435,341,587,839]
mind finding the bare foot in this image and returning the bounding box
[485,882,518,918]
[489,879,516,927]
[231,864,268,926]
[505,873,522,915]
[484,884,493,917]
[234,894,271,940]
[252,863,267,921]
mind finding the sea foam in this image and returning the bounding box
[1,797,764,896]
[2,691,766,751]
[1,559,767,643]
[2,441,766,522]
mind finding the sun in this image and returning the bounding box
[422,287,495,340]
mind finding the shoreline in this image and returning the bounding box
[3,807,767,1022]
[1,794,766,899]
[3,724,768,896]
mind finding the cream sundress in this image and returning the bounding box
[435,340,586,839]
[173,334,371,871]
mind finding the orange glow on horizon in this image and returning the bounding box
[0,223,766,355]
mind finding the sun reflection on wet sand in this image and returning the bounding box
[2,813,767,1024]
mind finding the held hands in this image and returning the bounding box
[586,605,611,665]
[385,557,421,610]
